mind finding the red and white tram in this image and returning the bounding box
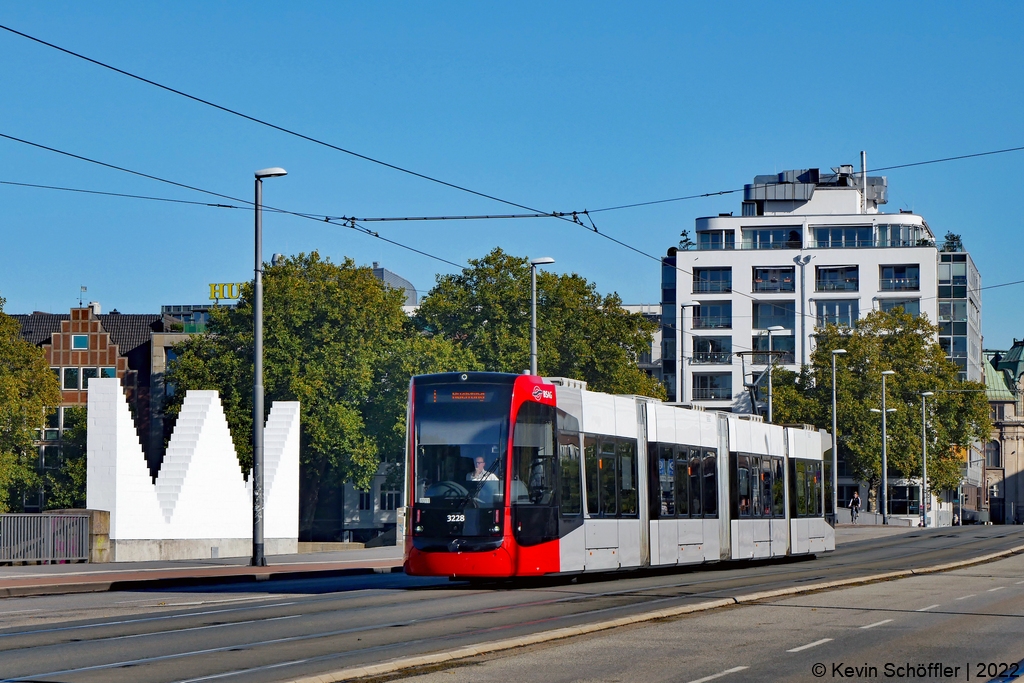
[403,372,833,578]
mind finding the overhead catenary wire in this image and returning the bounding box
[0,132,462,269]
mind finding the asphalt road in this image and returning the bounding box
[398,549,1024,683]
[0,526,1022,683]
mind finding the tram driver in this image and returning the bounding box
[467,455,500,506]
[467,457,498,482]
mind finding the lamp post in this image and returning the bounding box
[252,166,287,567]
[870,369,897,525]
[675,301,698,403]
[830,349,847,522]
[530,257,555,376]
[765,325,785,423]
[920,391,934,527]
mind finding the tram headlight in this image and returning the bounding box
[490,525,501,533]
[414,525,424,533]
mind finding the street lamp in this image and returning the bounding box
[920,391,934,527]
[830,349,847,522]
[252,166,287,567]
[530,257,555,376]
[870,369,897,525]
[675,300,698,403]
[765,325,785,423]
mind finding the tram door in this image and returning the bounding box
[583,436,618,569]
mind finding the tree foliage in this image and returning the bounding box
[43,405,88,510]
[0,296,62,512]
[165,253,474,534]
[414,248,665,398]
[772,308,989,503]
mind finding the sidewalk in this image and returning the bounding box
[0,545,405,598]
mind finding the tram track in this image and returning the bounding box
[1,527,1022,683]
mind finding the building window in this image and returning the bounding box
[753,267,795,292]
[100,367,117,379]
[692,373,731,400]
[752,301,795,330]
[879,299,920,317]
[40,446,61,470]
[816,300,859,328]
[697,230,735,251]
[813,226,872,248]
[986,440,1001,468]
[72,334,89,350]
[691,336,732,364]
[81,368,99,389]
[693,267,732,293]
[877,224,925,247]
[380,490,400,511]
[880,265,920,291]
[889,485,920,515]
[358,490,373,511]
[741,227,802,250]
[751,333,795,364]
[693,302,732,330]
[815,266,859,292]
[63,367,79,390]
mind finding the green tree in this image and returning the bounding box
[415,248,665,398]
[0,296,62,512]
[165,253,473,535]
[43,405,88,510]
[772,308,989,510]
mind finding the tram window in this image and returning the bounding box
[772,457,785,517]
[659,446,675,516]
[558,431,582,516]
[584,435,599,515]
[599,439,618,516]
[688,448,702,517]
[750,456,762,517]
[737,454,751,517]
[674,447,689,517]
[761,458,773,518]
[809,462,822,516]
[702,449,717,518]
[512,402,557,506]
[793,460,807,517]
[618,440,638,517]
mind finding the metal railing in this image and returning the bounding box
[815,280,858,291]
[692,316,732,329]
[880,278,920,291]
[691,352,733,364]
[753,280,795,292]
[691,386,732,400]
[0,514,89,563]
[692,281,732,293]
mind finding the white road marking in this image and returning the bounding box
[916,604,939,611]
[687,666,750,683]
[988,586,1005,592]
[955,595,975,600]
[787,638,832,653]
[1016,580,1024,585]
[860,619,893,629]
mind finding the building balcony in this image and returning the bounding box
[880,278,920,291]
[691,387,732,400]
[691,352,733,365]
[753,279,794,293]
[692,316,732,330]
[693,281,732,293]
[816,280,858,292]
[751,352,795,365]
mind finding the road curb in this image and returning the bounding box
[291,542,1024,683]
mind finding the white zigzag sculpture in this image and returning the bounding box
[86,378,299,559]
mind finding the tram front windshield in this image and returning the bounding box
[414,383,512,521]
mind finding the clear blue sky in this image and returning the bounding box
[2,3,1022,348]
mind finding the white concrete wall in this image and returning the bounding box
[86,378,299,558]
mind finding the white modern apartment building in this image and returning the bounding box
[660,164,982,413]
